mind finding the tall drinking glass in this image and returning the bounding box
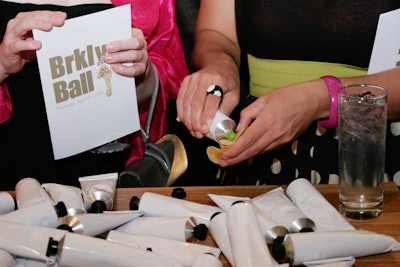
[338,84,387,220]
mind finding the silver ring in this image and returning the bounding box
[206,85,223,97]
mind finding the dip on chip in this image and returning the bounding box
[206,127,247,164]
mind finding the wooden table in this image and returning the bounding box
[113,182,400,267]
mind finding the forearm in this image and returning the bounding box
[192,30,240,73]
[275,68,400,128]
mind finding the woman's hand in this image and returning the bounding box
[104,27,153,103]
[104,27,148,79]
[177,62,240,139]
[0,11,66,82]
[219,79,329,167]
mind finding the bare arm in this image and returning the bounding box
[176,0,241,138]
[221,68,400,167]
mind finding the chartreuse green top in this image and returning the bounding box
[248,54,368,97]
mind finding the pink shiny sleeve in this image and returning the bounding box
[112,0,189,166]
[0,82,12,123]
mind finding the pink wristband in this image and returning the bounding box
[318,75,342,129]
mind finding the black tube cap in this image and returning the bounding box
[55,201,68,217]
[129,196,140,210]
[90,200,107,213]
[270,236,287,263]
[13,197,17,211]
[171,187,186,199]
[193,223,208,240]
[46,237,59,257]
[210,211,222,221]
[299,227,314,233]
[57,224,74,232]
[231,200,245,206]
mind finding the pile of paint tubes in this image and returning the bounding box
[0,176,400,267]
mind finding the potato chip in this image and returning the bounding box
[206,146,225,164]
[219,139,234,149]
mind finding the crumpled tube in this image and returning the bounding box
[284,230,400,266]
[286,178,355,232]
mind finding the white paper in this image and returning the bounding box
[33,5,140,159]
[368,8,400,74]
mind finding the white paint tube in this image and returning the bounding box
[79,172,118,213]
[57,210,143,236]
[190,253,222,267]
[302,256,355,267]
[0,200,67,228]
[42,183,86,216]
[47,232,184,267]
[206,110,236,142]
[0,220,66,264]
[252,187,316,233]
[0,192,16,214]
[115,216,208,242]
[208,210,290,267]
[286,178,355,232]
[284,230,400,266]
[0,249,15,267]
[207,193,251,212]
[208,212,235,266]
[208,194,289,245]
[138,192,222,226]
[15,178,54,209]
[106,230,220,267]
[226,201,275,267]
[15,257,60,267]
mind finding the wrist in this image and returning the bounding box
[0,63,8,84]
[318,75,342,129]
[136,62,157,104]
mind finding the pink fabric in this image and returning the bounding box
[112,0,189,167]
[0,83,12,124]
[0,0,189,167]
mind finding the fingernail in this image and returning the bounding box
[106,43,115,51]
[201,124,208,134]
[195,131,203,139]
[104,54,113,62]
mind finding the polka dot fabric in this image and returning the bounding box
[222,121,400,186]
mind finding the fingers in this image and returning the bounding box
[177,74,209,137]
[176,65,240,138]
[177,74,230,138]
[0,11,66,77]
[105,28,148,77]
[4,11,66,50]
[219,97,270,166]
[106,31,145,53]
[106,49,147,77]
[219,123,273,167]
[8,11,66,38]
[218,93,301,167]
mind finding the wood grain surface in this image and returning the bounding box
[113,182,400,267]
